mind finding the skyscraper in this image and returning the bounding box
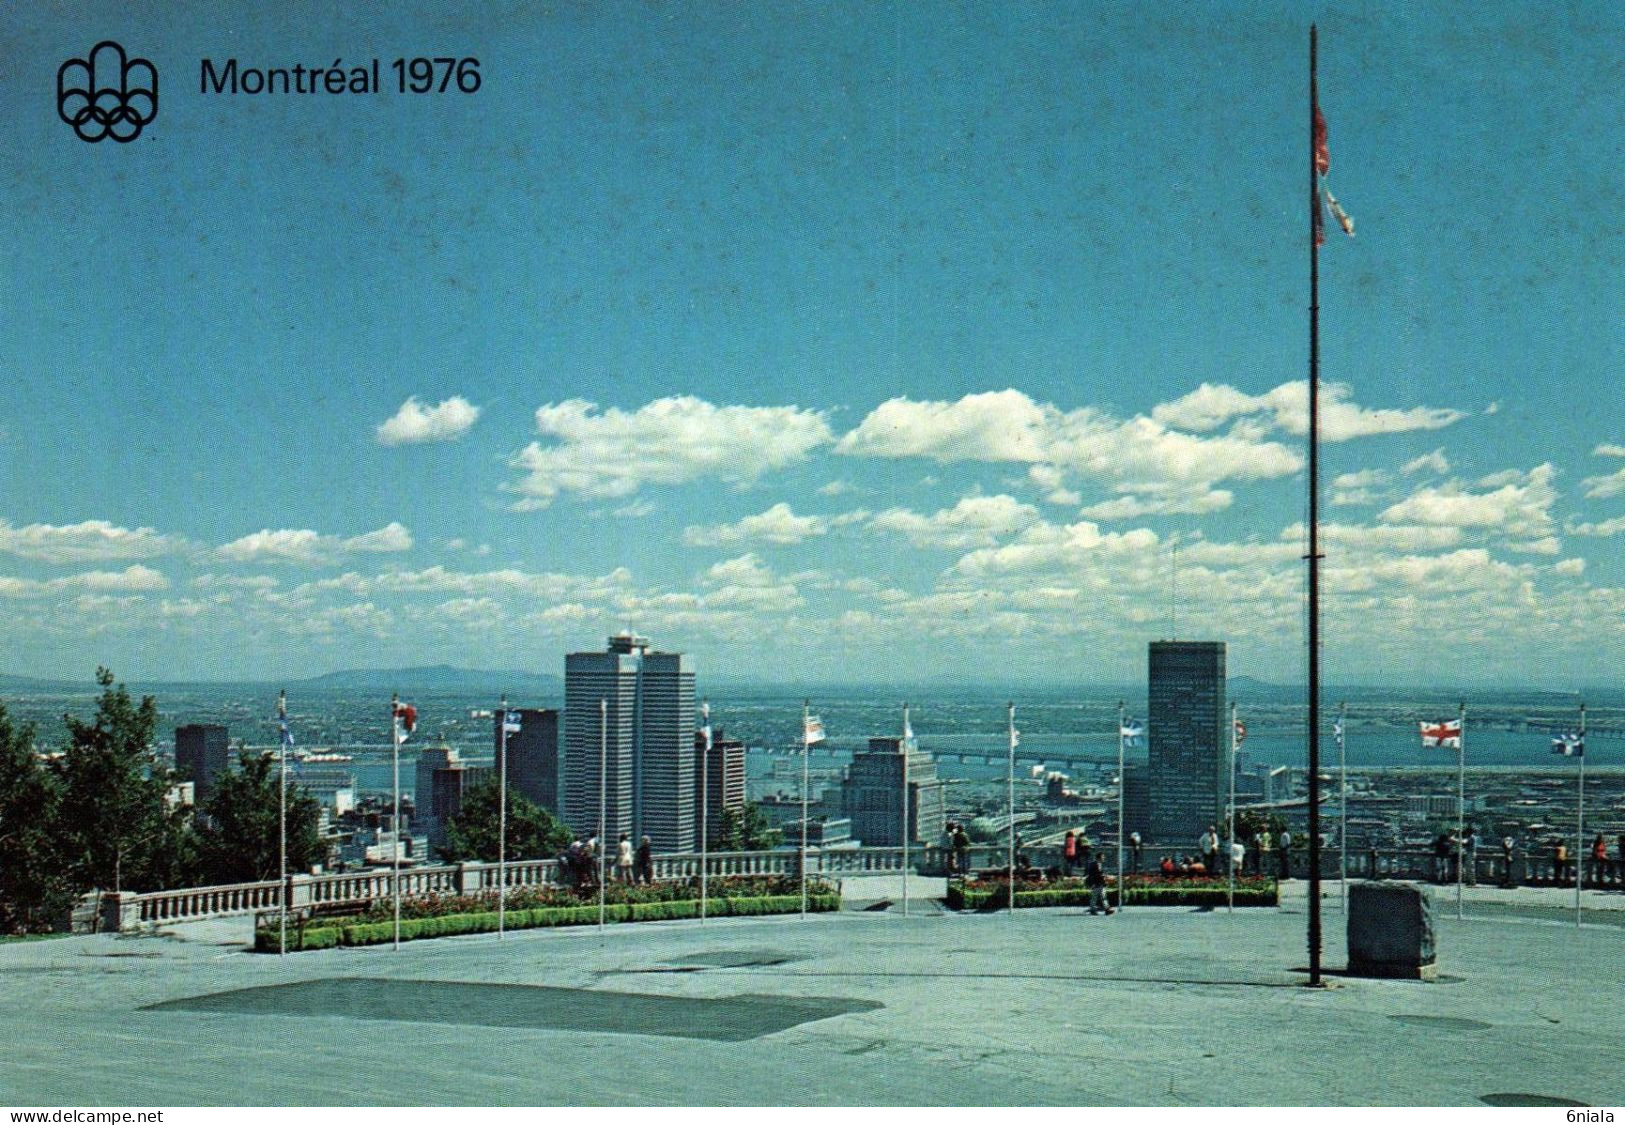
[563,633,696,852]
[174,724,231,804]
[842,736,945,847]
[495,707,560,815]
[1147,640,1227,845]
[694,725,747,847]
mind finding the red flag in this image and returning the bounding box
[393,701,417,734]
[1314,105,1329,175]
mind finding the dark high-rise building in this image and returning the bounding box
[842,735,945,847]
[495,708,560,814]
[413,744,458,841]
[428,759,491,856]
[174,724,231,804]
[1122,763,1151,841]
[563,633,696,851]
[694,726,747,847]
[1148,640,1227,845]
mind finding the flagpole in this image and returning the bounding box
[1339,700,1348,913]
[1304,21,1325,988]
[596,698,608,934]
[1228,702,1237,914]
[901,702,911,918]
[700,699,710,925]
[391,693,402,951]
[800,700,810,919]
[1006,702,1016,919]
[1576,702,1586,927]
[1116,700,1126,914]
[498,695,509,940]
[1456,701,1465,920]
[278,690,288,958]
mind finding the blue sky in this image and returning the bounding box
[0,2,1620,687]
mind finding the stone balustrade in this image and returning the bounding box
[99,841,1625,933]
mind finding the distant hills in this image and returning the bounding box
[288,664,562,694]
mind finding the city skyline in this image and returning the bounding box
[2,4,1620,689]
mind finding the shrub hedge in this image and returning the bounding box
[254,892,840,952]
[946,880,1277,911]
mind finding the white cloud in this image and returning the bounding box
[376,395,481,445]
[836,390,1301,497]
[1332,469,1389,489]
[1079,487,1232,520]
[951,519,1159,578]
[1402,449,1451,476]
[216,522,414,565]
[1152,380,1465,441]
[511,396,833,507]
[0,564,169,599]
[1281,522,1464,551]
[1379,464,1557,542]
[1569,516,1625,538]
[1581,466,1625,500]
[0,519,181,564]
[1553,558,1586,576]
[684,502,832,546]
[818,480,852,496]
[1593,443,1625,458]
[699,552,804,611]
[869,495,1041,549]
[612,500,656,519]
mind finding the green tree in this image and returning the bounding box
[439,778,572,863]
[196,751,324,884]
[53,668,193,893]
[0,701,79,933]
[714,802,782,850]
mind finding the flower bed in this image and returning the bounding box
[947,874,1278,911]
[255,875,839,952]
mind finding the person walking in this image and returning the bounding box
[615,832,634,883]
[1085,855,1112,915]
[635,835,654,885]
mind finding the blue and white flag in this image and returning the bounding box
[1551,732,1585,757]
[1120,718,1145,747]
[701,700,713,750]
[1333,718,1345,747]
[502,710,522,735]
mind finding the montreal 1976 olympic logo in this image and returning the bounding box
[58,41,158,142]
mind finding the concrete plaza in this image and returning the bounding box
[2,879,1621,1107]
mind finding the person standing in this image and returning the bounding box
[1256,829,1272,876]
[1200,825,1219,875]
[1085,855,1112,915]
[1230,838,1245,878]
[1277,830,1293,880]
[1591,834,1608,888]
[616,832,635,883]
[953,823,971,879]
[1077,833,1093,876]
[1063,830,1078,875]
[1501,836,1516,888]
[1463,827,1477,886]
[943,823,960,875]
[1129,830,1143,873]
[635,835,654,885]
[1554,839,1569,885]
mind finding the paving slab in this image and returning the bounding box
[1,894,1620,1107]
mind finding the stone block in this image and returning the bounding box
[1347,880,1436,980]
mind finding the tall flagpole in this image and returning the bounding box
[1456,701,1466,920]
[498,695,509,940]
[391,693,402,951]
[1006,702,1016,919]
[278,690,288,958]
[1339,701,1348,913]
[1228,702,1237,913]
[800,700,811,918]
[1116,701,1126,913]
[700,699,711,924]
[598,697,608,934]
[901,702,911,918]
[1305,22,1326,987]
[1576,702,1587,927]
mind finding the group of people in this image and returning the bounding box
[558,833,655,888]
